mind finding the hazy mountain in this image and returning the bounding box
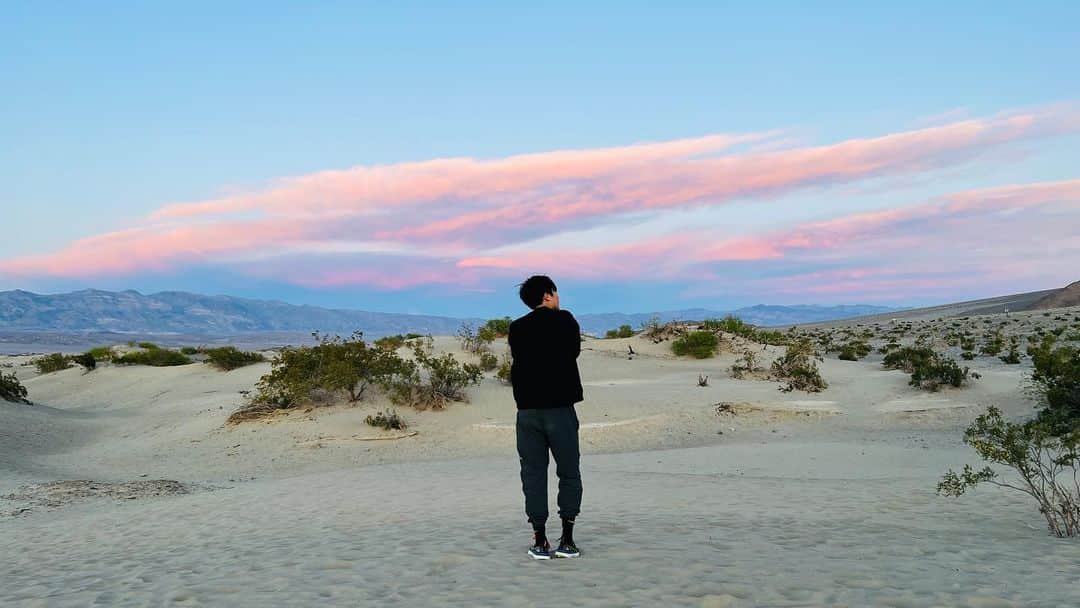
[0,289,901,343]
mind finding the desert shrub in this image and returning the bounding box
[87,346,114,360]
[878,341,901,354]
[255,331,405,406]
[730,349,763,379]
[479,351,499,371]
[365,409,408,431]
[480,317,512,340]
[374,334,407,351]
[137,341,159,350]
[909,354,971,391]
[72,352,96,370]
[0,371,31,404]
[204,346,266,371]
[883,346,936,374]
[961,351,976,361]
[718,314,755,338]
[116,348,192,367]
[496,352,512,385]
[1027,338,1080,431]
[458,322,493,355]
[999,340,1022,364]
[385,338,483,410]
[605,324,635,339]
[179,346,199,355]
[754,330,788,346]
[771,339,827,393]
[980,331,1005,356]
[671,330,719,359]
[32,353,72,374]
[640,314,663,339]
[939,407,1080,537]
[405,332,424,339]
[838,341,871,361]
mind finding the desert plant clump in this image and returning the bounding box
[671,330,719,359]
[32,353,72,374]
[730,349,764,379]
[838,341,871,361]
[771,338,827,393]
[478,317,512,342]
[1026,337,1080,431]
[385,337,483,410]
[374,334,407,351]
[910,354,971,391]
[479,351,499,371]
[72,352,96,371]
[458,322,495,355]
[605,324,635,339]
[939,406,1080,537]
[365,409,408,431]
[1,371,31,404]
[137,341,159,350]
[87,346,115,361]
[496,352,512,385]
[179,346,199,355]
[882,346,936,374]
[254,331,406,407]
[204,346,266,371]
[115,346,192,367]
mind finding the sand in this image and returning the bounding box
[2,321,1079,606]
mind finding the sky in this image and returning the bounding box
[2,1,1079,317]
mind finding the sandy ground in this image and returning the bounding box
[2,326,1079,606]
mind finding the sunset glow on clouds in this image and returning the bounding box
[2,106,1079,305]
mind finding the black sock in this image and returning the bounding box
[532,524,547,545]
[561,518,575,544]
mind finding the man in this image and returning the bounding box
[508,275,584,560]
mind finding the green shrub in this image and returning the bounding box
[909,354,971,391]
[72,352,96,370]
[255,331,406,406]
[179,346,199,355]
[838,341,871,361]
[1027,337,1080,431]
[365,409,408,431]
[671,330,719,359]
[116,348,192,367]
[137,341,159,350]
[32,353,72,374]
[87,346,114,360]
[0,371,31,404]
[730,349,763,379]
[482,317,512,338]
[961,351,976,361]
[979,331,1004,356]
[385,338,483,410]
[496,353,512,385]
[771,339,827,393]
[405,333,424,340]
[479,351,498,371]
[605,324,635,339]
[374,335,407,351]
[939,407,1079,537]
[458,322,493,355]
[883,346,935,373]
[204,346,266,371]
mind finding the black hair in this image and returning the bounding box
[518,275,557,309]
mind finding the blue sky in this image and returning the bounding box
[2,1,1079,317]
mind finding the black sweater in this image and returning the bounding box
[508,307,584,409]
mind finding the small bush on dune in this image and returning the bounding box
[137,341,159,350]
[883,346,936,374]
[771,338,827,393]
[87,346,114,361]
[939,406,1080,537]
[32,353,72,374]
[838,341,871,361]
[671,330,719,359]
[385,338,483,410]
[1027,337,1080,432]
[179,346,199,355]
[374,335,406,351]
[204,346,266,371]
[365,409,408,431]
[730,349,764,379]
[458,322,494,355]
[478,317,512,342]
[479,351,498,371]
[1,371,31,404]
[910,354,971,391]
[115,348,192,367]
[605,324,635,339]
[72,352,96,370]
[496,353,512,385]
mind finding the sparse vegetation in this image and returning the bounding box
[730,349,764,379]
[671,330,719,359]
[1,371,31,404]
[204,346,266,371]
[115,347,192,367]
[87,346,115,361]
[32,353,72,374]
[72,352,96,371]
[884,346,970,391]
[496,352,512,385]
[385,337,483,410]
[605,324,635,339]
[179,346,199,355]
[479,351,498,371]
[771,338,827,393]
[365,409,408,431]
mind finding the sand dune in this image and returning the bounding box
[3,327,1079,606]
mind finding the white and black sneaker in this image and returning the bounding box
[528,536,552,560]
[554,537,580,558]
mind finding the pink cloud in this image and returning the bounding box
[1,105,1078,294]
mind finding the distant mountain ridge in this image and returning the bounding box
[0,288,901,339]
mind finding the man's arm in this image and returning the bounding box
[565,311,581,359]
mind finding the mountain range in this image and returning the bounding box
[0,288,901,339]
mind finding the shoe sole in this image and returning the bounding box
[554,551,580,558]
[528,551,551,560]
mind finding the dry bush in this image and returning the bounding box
[365,409,408,431]
[771,339,827,393]
[1,371,31,404]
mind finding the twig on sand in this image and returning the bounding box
[354,431,418,441]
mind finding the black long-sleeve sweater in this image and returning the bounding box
[507,307,584,409]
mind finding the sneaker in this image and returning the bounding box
[528,537,551,560]
[554,538,580,558]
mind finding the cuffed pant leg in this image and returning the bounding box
[548,406,582,520]
[516,409,550,526]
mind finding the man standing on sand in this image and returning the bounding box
[508,275,584,560]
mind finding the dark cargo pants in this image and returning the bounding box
[516,405,582,525]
